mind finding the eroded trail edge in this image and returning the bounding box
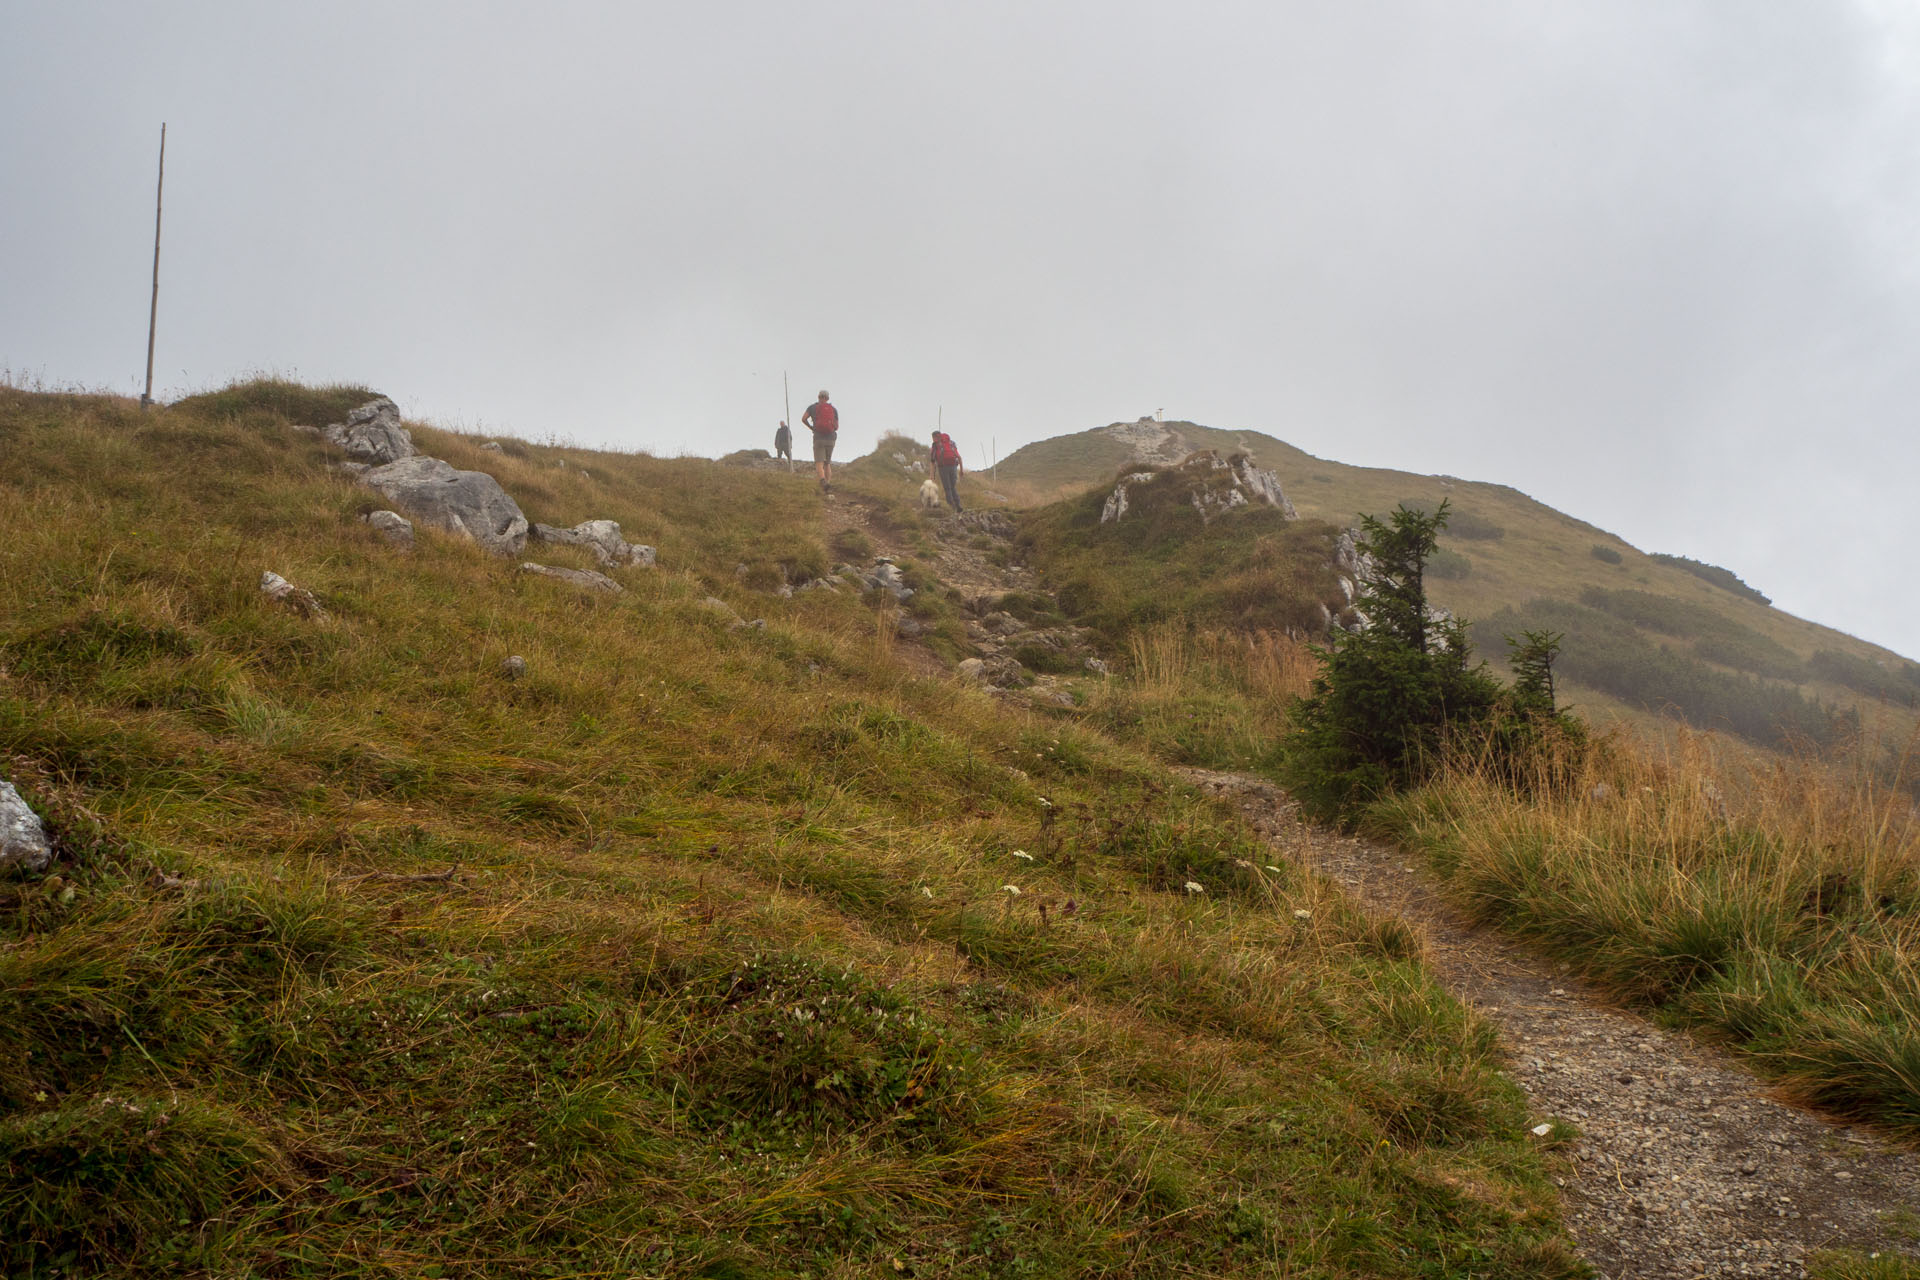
[1181,768,1920,1280]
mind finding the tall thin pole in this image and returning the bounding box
[783,370,792,472]
[141,123,167,410]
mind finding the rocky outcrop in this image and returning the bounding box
[519,563,623,593]
[323,398,415,465]
[1099,451,1296,526]
[529,520,656,568]
[362,510,414,550]
[0,782,53,875]
[1100,472,1159,524]
[360,456,529,556]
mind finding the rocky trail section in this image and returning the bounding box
[1181,768,1920,1280]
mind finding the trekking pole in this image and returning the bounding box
[784,371,793,472]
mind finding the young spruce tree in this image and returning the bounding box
[1282,502,1505,823]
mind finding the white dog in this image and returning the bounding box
[918,478,942,508]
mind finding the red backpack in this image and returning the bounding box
[931,432,960,465]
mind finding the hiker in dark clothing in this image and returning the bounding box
[802,391,838,491]
[774,421,792,467]
[930,428,963,512]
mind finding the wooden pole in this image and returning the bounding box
[141,123,166,411]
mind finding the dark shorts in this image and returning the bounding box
[812,432,836,463]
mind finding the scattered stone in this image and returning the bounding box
[529,519,655,567]
[260,570,329,619]
[699,597,743,624]
[518,563,622,593]
[359,455,529,556]
[362,509,414,550]
[895,615,927,639]
[0,781,54,875]
[322,398,415,465]
[1084,656,1111,675]
[957,653,1027,688]
[480,440,504,452]
[500,655,528,680]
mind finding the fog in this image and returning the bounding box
[5,1,1918,656]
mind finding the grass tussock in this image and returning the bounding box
[0,380,1581,1277]
[1080,624,1319,773]
[1373,726,1920,1133]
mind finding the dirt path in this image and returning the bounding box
[1182,768,1920,1280]
[821,484,1920,1276]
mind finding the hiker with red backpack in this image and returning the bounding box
[930,429,963,512]
[802,390,838,492]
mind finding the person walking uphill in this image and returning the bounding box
[802,391,838,493]
[931,428,963,512]
[774,420,792,466]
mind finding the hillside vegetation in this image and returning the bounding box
[0,384,1584,1278]
[996,420,1918,754]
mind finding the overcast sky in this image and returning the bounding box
[6,1,1919,658]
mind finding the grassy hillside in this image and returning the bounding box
[0,383,1583,1278]
[998,421,1916,754]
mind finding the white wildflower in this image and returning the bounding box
[921,886,934,899]
[1011,850,1034,861]
[1265,865,1284,874]
[1002,884,1021,895]
[1234,859,1252,868]
[1038,797,1052,808]
[1293,909,1312,920]
[1183,880,1204,894]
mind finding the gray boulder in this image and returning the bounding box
[362,509,415,550]
[500,655,528,680]
[0,781,53,875]
[360,456,529,556]
[323,398,415,465]
[531,520,655,568]
[518,563,623,593]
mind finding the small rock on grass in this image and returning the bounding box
[518,562,623,593]
[362,509,414,549]
[500,655,528,680]
[260,570,330,619]
[0,780,54,875]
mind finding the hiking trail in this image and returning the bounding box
[824,486,1920,1279]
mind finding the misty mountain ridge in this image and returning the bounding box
[993,415,1918,753]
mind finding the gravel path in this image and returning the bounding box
[822,481,1920,1276]
[1180,767,1920,1279]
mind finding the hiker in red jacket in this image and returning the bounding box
[802,390,838,492]
[930,429,963,512]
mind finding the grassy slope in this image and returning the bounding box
[995,421,1916,743]
[1368,730,1920,1138]
[0,384,1581,1279]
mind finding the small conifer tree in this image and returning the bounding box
[1282,502,1503,822]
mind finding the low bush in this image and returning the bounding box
[1649,552,1771,605]
[1590,544,1624,565]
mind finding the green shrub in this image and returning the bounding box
[1427,547,1471,580]
[1649,552,1770,605]
[1281,503,1510,823]
[1590,544,1623,565]
[1808,649,1920,709]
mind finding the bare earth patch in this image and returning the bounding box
[1181,767,1920,1280]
